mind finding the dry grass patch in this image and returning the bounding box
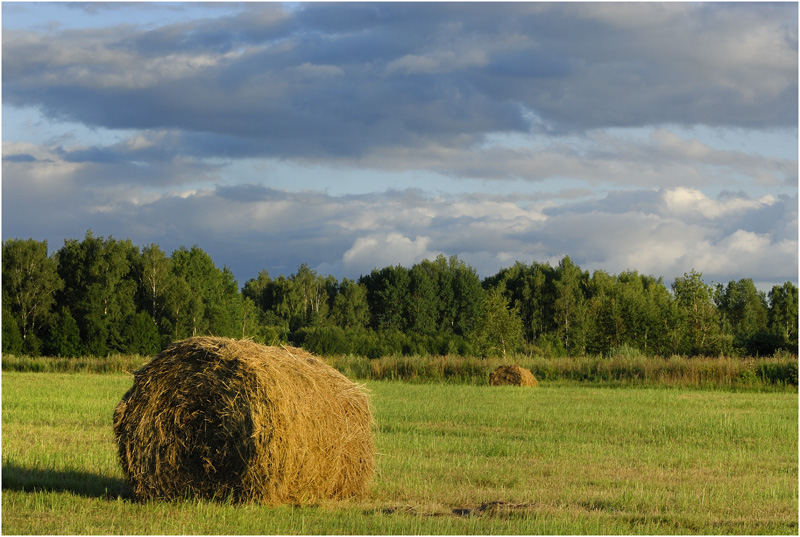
[489,365,538,387]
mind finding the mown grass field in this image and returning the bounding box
[2,372,798,534]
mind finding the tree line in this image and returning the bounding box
[3,231,797,359]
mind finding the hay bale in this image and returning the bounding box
[489,365,538,387]
[113,336,374,504]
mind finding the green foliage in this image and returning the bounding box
[408,261,440,334]
[361,265,412,331]
[471,286,524,358]
[768,281,799,352]
[553,255,589,354]
[716,278,770,355]
[605,343,642,358]
[55,231,139,356]
[170,246,242,338]
[10,325,736,389]
[2,233,798,361]
[120,311,161,356]
[672,270,729,355]
[253,321,291,347]
[295,325,356,356]
[2,238,62,348]
[132,244,173,326]
[241,269,272,311]
[531,332,567,358]
[243,264,333,331]
[484,260,553,342]
[330,278,370,329]
[585,271,669,357]
[2,306,24,355]
[44,307,81,357]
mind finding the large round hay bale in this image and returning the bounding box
[113,336,374,504]
[489,365,538,387]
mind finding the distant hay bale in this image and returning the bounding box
[113,336,374,504]
[489,365,538,387]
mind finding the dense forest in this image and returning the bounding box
[2,230,797,359]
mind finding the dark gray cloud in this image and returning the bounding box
[4,2,796,161]
[3,153,38,163]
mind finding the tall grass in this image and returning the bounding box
[328,352,798,389]
[4,350,797,389]
[2,354,151,374]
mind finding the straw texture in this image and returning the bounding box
[489,364,538,387]
[113,336,374,504]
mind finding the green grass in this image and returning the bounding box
[2,372,797,534]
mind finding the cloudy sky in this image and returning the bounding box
[2,2,797,291]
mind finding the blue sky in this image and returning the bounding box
[2,2,797,291]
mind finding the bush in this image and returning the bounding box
[757,360,798,386]
[22,332,42,357]
[532,333,567,358]
[744,332,784,357]
[256,324,291,346]
[2,309,23,355]
[295,325,353,356]
[44,307,81,357]
[120,312,161,356]
[606,344,642,358]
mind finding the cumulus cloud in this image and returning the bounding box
[342,233,437,274]
[689,230,797,282]
[663,187,776,220]
[4,151,795,289]
[528,188,797,287]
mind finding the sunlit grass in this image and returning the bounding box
[4,352,797,390]
[2,373,797,534]
[328,352,798,389]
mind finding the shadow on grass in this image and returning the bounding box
[1,463,133,500]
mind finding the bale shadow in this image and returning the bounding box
[1,463,133,500]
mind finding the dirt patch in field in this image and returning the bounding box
[452,501,537,517]
[369,501,537,519]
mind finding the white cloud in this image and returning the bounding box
[662,187,775,219]
[386,47,488,75]
[342,233,437,273]
[442,199,545,222]
[572,2,692,29]
[650,129,714,160]
[386,54,440,75]
[2,164,795,290]
[2,142,83,188]
[294,62,344,78]
[685,230,797,284]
